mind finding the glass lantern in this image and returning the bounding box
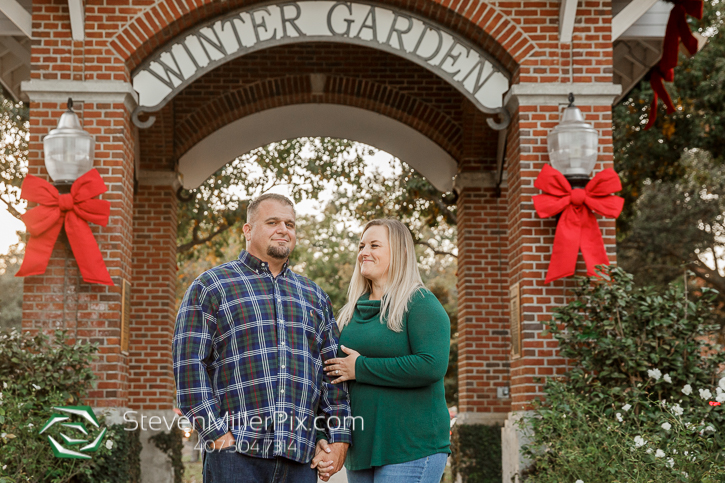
[44,98,94,186]
[547,94,599,186]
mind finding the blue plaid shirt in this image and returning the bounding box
[172,250,352,463]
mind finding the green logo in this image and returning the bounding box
[38,406,107,459]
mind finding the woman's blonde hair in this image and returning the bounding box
[337,219,425,332]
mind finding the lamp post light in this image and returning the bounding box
[43,98,95,193]
[547,93,599,188]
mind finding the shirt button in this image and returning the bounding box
[281,365,286,369]
[280,389,285,394]
[281,341,285,345]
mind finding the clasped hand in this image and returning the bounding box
[310,440,349,481]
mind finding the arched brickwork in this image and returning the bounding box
[136,42,498,169]
[111,0,536,78]
[173,75,463,160]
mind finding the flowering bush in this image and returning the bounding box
[521,267,725,482]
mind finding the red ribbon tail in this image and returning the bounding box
[579,211,610,277]
[545,208,582,283]
[15,220,64,278]
[646,79,659,131]
[65,213,114,286]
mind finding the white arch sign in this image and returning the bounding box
[131,1,511,129]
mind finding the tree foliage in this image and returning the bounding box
[615,1,725,328]
[176,138,457,260]
[0,93,27,221]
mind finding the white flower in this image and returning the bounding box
[622,404,632,412]
[648,369,662,381]
[646,448,653,454]
[1,465,5,470]
[31,384,40,391]
[717,393,725,403]
[663,373,672,383]
[684,451,689,456]
[662,422,672,431]
[682,384,693,396]
[705,425,716,433]
[682,472,689,478]
[1,382,5,388]
[699,388,713,400]
[634,436,647,448]
[0,392,3,400]
[719,377,725,391]
[655,449,665,458]
[667,457,675,468]
[576,480,584,483]
[717,387,723,396]
[0,433,5,439]
[27,423,33,428]
[671,403,684,416]
[106,439,113,450]
[616,413,623,422]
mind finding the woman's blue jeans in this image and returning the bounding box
[345,453,448,483]
[202,446,317,483]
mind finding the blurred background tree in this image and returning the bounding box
[615,1,725,338]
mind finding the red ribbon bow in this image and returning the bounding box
[646,0,703,130]
[16,169,113,285]
[533,165,624,283]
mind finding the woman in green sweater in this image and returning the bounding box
[313,218,451,482]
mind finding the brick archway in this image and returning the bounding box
[137,41,498,192]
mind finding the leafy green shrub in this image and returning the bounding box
[451,423,502,483]
[0,329,141,483]
[521,267,725,482]
[78,424,142,483]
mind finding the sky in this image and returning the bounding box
[0,206,24,254]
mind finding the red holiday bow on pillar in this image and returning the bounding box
[16,169,113,285]
[533,165,624,283]
[646,0,703,130]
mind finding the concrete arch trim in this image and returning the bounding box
[173,74,463,160]
[110,0,535,89]
[176,103,459,192]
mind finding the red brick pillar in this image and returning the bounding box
[20,80,138,409]
[129,174,180,411]
[500,83,621,482]
[455,106,511,425]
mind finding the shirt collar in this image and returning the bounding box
[238,249,290,277]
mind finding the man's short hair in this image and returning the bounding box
[246,193,296,225]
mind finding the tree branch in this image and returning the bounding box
[0,194,23,221]
[177,222,234,253]
[414,238,457,258]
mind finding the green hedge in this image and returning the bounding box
[0,329,142,483]
[451,423,502,483]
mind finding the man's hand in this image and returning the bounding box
[211,431,236,450]
[310,440,349,481]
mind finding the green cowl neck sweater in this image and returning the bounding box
[339,289,451,471]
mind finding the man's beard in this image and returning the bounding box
[267,245,291,260]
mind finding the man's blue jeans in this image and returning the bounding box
[203,446,317,483]
[345,453,448,483]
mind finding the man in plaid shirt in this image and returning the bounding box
[173,193,352,482]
